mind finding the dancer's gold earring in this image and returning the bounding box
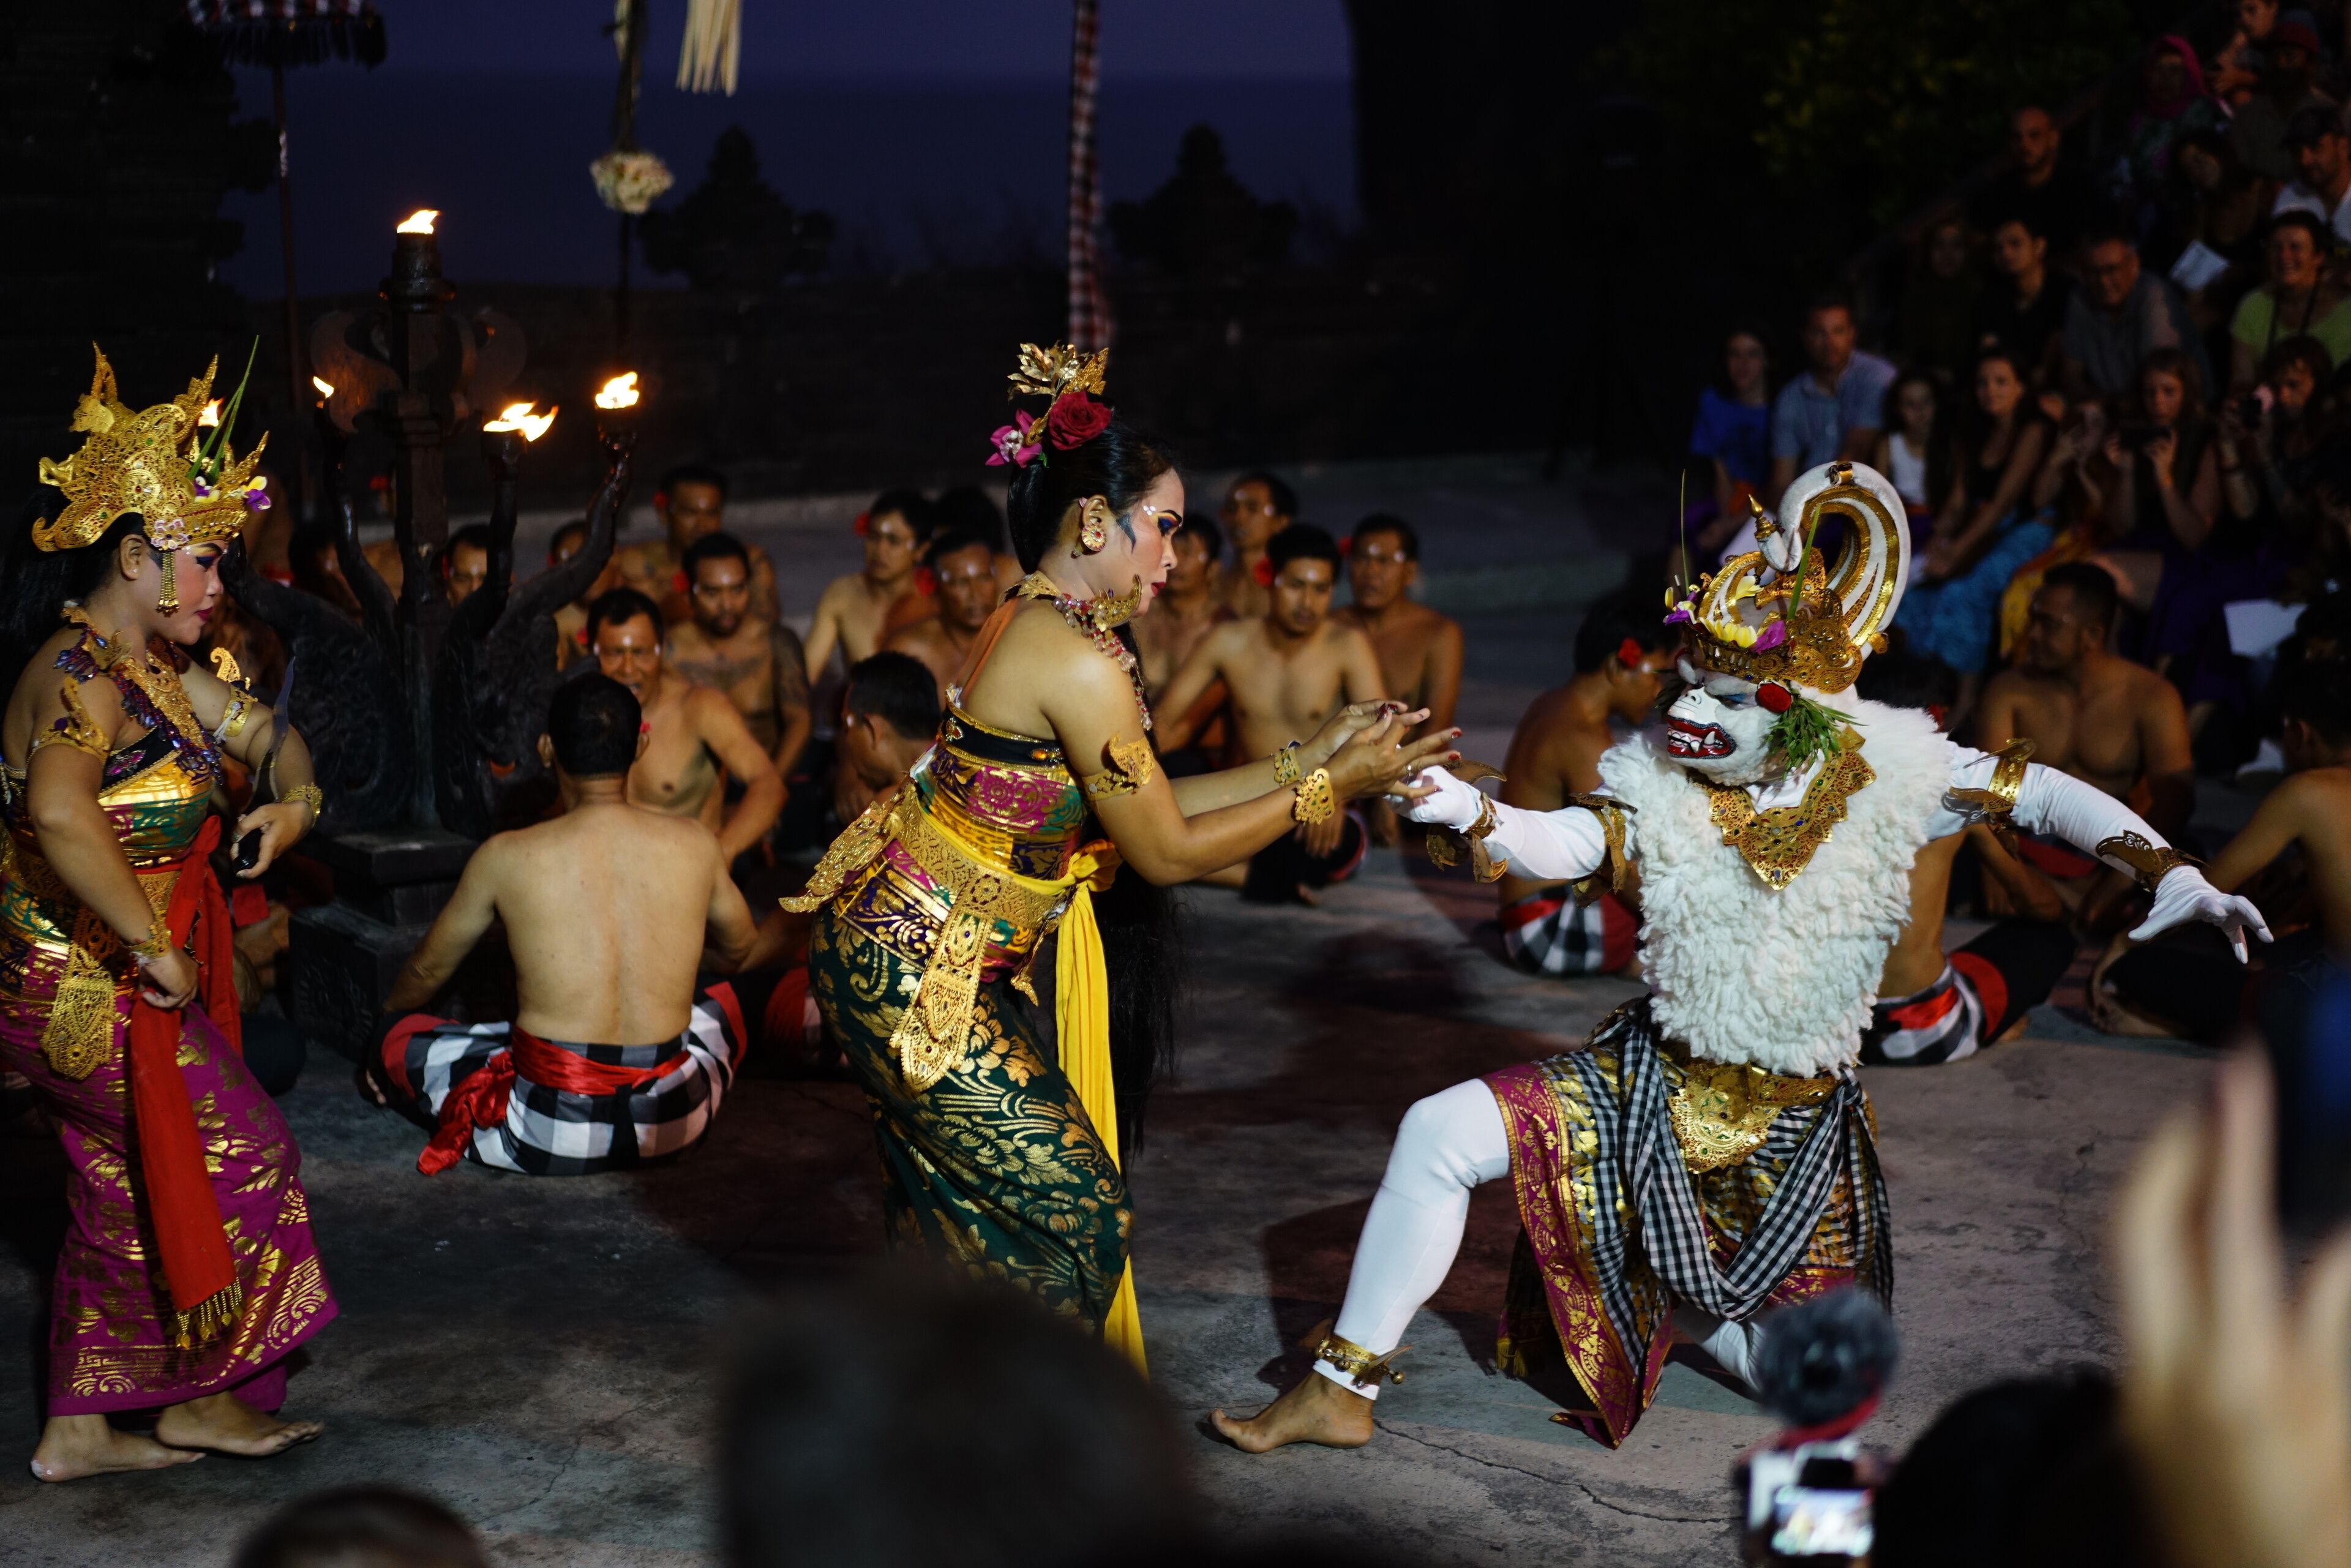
[154,549,180,615]
[1076,502,1109,555]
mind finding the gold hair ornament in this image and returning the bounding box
[35,345,269,557]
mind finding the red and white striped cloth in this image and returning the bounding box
[1065,0,1112,351]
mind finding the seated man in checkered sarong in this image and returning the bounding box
[1212,463,2269,1454]
[1491,593,1674,978]
[366,675,798,1177]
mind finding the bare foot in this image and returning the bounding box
[29,1415,202,1482]
[1210,1371,1376,1453]
[354,1056,390,1109]
[154,1392,323,1458]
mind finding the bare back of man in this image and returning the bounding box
[473,803,737,1043]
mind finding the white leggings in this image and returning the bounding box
[1310,1077,1753,1398]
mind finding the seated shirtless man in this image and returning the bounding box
[2096,656,2351,1040]
[550,516,624,669]
[1974,561,2195,932]
[1492,593,1671,976]
[1131,513,1231,700]
[831,651,942,826]
[885,525,1001,703]
[1337,515,1463,735]
[1215,470,1297,621]
[666,532,814,792]
[370,675,793,1174]
[1157,523,1387,902]
[802,490,931,683]
[615,463,780,628]
[588,587,782,862]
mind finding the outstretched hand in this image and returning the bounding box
[1307,701,1420,768]
[1393,765,1486,830]
[1324,713,1457,803]
[2128,868,2272,962]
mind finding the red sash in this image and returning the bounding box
[417,1025,691,1176]
[126,815,246,1345]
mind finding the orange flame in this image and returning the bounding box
[197,399,222,427]
[594,371,641,410]
[312,376,334,399]
[396,208,440,234]
[484,402,557,442]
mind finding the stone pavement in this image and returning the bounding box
[0,456,2217,1562]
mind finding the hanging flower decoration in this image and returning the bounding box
[590,147,676,216]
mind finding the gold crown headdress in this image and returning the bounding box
[34,345,269,557]
[986,342,1112,468]
[1667,460,1910,696]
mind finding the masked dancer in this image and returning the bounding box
[0,350,336,1481]
[787,344,1453,1370]
[1214,462,2268,1449]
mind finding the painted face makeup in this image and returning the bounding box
[1663,660,1782,784]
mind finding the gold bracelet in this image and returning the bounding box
[2095,831,2199,894]
[1292,767,1335,825]
[129,910,173,966]
[1272,741,1304,787]
[1315,1330,1409,1389]
[282,782,324,822]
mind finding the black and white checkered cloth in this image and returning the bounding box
[1561,1003,1892,1358]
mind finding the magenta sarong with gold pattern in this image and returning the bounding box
[0,994,336,1414]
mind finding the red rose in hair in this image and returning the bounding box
[853,511,871,537]
[1757,682,1794,714]
[1616,636,1644,669]
[1045,393,1112,449]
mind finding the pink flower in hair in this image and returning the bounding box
[1753,618,1788,651]
[986,410,1040,467]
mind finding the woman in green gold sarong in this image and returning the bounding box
[791,345,1452,1370]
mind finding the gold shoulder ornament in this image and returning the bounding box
[1082,736,1157,800]
[26,679,111,764]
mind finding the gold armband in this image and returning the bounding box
[282,782,325,822]
[214,694,253,742]
[2095,831,2200,894]
[1272,741,1305,787]
[1292,767,1335,825]
[1315,1329,1409,1389]
[1941,738,2031,855]
[1565,792,1633,904]
[1081,737,1157,800]
[26,678,109,763]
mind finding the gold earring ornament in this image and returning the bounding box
[1077,509,1109,555]
[155,549,179,615]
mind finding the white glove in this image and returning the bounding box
[2128,867,2273,962]
[1394,766,1485,830]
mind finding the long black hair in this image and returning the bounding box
[0,491,141,694]
[1005,417,1183,1150]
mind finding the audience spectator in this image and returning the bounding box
[1897,347,2054,701]
[885,523,1002,703]
[934,482,1026,598]
[1975,212,2072,390]
[2274,102,2351,242]
[617,463,781,627]
[1493,593,1671,977]
[1870,369,1946,540]
[587,587,784,862]
[234,1487,492,1568]
[2227,336,2337,528]
[831,651,942,827]
[1973,106,2100,261]
[2212,0,2284,103]
[440,522,493,608]
[803,489,932,683]
[2163,127,2276,336]
[2062,225,2202,402]
[1217,470,1298,620]
[2103,347,2225,604]
[1687,326,1775,558]
[2230,10,2336,184]
[1895,219,1982,391]
[2230,211,2351,391]
[1768,292,1897,503]
[2121,40,2225,223]
[721,1270,1196,1568]
[1998,400,2118,662]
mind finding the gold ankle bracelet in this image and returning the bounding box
[1316,1330,1409,1388]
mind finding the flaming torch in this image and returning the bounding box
[593,370,643,468]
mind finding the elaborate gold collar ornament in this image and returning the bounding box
[1667,462,1909,697]
[34,346,269,555]
[1016,572,1152,730]
[1703,743,1875,890]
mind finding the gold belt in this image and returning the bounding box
[787,790,1083,1091]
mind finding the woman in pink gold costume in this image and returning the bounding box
[0,350,335,1481]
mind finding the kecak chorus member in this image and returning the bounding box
[787,344,1453,1371]
[1215,462,2268,1451]
[0,350,335,1480]
[372,675,787,1176]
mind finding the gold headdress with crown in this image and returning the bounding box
[34,346,269,555]
[1668,460,1910,696]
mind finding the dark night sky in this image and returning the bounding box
[219,2,1357,293]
